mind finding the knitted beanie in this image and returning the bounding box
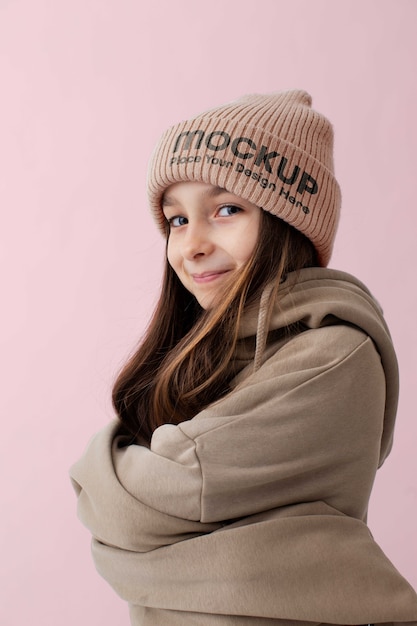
[147,90,341,266]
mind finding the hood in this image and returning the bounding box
[239,267,399,466]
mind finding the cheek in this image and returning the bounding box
[166,239,177,269]
[242,240,257,263]
[166,239,185,281]
[236,222,260,263]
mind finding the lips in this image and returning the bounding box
[191,270,231,283]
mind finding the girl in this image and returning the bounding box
[70,91,417,625]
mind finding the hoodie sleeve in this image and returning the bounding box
[111,323,386,525]
[69,421,222,553]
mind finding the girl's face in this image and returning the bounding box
[162,181,262,309]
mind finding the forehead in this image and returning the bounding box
[162,182,232,207]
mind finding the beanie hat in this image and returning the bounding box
[147,90,341,266]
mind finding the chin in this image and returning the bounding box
[195,293,216,310]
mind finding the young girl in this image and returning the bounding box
[70,91,417,626]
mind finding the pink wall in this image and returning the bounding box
[1,0,416,623]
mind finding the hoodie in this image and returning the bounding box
[70,267,417,625]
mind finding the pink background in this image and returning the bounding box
[1,0,416,623]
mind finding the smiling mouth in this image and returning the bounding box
[191,270,231,284]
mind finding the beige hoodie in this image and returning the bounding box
[70,268,417,626]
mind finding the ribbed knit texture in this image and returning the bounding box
[147,90,341,266]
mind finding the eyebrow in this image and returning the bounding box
[162,185,228,207]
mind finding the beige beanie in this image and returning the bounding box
[147,90,341,266]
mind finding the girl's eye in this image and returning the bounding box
[168,215,188,228]
[217,205,242,217]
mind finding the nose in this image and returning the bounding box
[181,222,214,260]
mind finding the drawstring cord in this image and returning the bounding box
[253,282,275,373]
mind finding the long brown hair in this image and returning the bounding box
[112,210,317,445]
